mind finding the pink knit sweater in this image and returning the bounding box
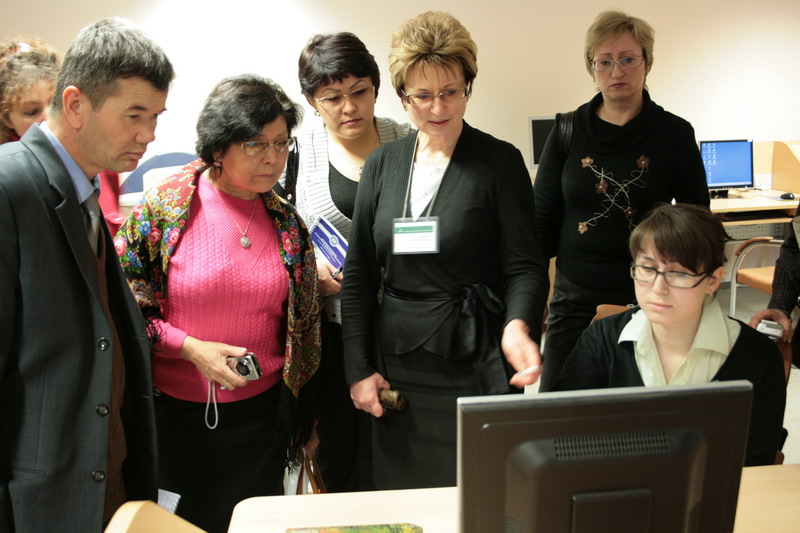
[151,176,288,402]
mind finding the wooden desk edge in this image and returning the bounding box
[228,466,800,533]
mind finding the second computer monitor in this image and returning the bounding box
[701,139,754,190]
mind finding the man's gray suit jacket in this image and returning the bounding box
[0,125,158,532]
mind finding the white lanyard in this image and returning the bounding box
[393,137,446,254]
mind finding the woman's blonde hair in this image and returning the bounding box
[584,10,655,77]
[388,11,478,96]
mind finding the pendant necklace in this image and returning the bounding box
[213,184,258,248]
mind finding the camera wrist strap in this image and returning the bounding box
[204,380,220,430]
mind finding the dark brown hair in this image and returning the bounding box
[629,203,730,275]
[298,32,380,99]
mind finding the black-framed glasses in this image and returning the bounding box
[630,264,708,289]
[400,87,469,107]
[591,56,644,72]
[238,137,295,156]
[314,86,375,109]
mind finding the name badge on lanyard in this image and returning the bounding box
[393,135,449,255]
[392,216,440,254]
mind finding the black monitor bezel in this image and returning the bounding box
[457,382,753,533]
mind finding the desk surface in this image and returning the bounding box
[711,189,797,215]
[227,464,800,533]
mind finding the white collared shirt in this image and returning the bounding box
[619,297,741,386]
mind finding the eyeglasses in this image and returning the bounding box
[314,86,375,110]
[400,87,469,107]
[238,137,295,156]
[630,264,708,289]
[591,56,644,72]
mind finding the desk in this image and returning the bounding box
[227,464,800,533]
[710,189,796,218]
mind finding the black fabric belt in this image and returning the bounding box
[383,283,510,395]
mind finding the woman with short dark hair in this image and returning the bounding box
[554,203,786,466]
[116,74,320,533]
[283,32,412,492]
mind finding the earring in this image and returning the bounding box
[314,110,320,117]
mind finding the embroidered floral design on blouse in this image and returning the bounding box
[577,154,649,234]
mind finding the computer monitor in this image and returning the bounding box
[529,117,556,168]
[700,140,754,190]
[457,381,753,533]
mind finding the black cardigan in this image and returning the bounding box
[341,122,549,387]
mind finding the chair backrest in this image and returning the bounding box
[104,501,206,533]
[120,152,197,194]
[592,304,630,323]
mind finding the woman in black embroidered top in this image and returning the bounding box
[341,11,548,489]
[533,9,709,391]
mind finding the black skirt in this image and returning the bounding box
[374,347,480,490]
[153,384,286,533]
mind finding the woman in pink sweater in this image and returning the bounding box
[116,75,321,533]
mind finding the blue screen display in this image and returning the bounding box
[701,140,753,189]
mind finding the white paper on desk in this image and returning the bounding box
[311,216,348,271]
[157,488,181,513]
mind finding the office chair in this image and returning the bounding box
[104,501,206,533]
[592,304,631,322]
[119,152,197,195]
[728,237,783,317]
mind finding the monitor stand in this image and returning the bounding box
[709,189,729,199]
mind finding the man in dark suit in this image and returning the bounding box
[0,18,174,532]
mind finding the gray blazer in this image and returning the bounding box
[0,125,157,532]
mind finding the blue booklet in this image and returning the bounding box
[310,216,348,271]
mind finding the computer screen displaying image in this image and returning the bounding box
[701,139,754,190]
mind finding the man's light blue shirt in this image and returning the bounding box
[38,121,100,202]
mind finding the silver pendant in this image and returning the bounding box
[240,236,251,248]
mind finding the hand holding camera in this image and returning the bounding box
[180,336,261,390]
[756,319,785,342]
[227,352,263,380]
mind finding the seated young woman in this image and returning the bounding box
[552,203,786,466]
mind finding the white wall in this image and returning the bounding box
[3,0,799,169]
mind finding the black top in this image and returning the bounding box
[533,90,709,291]
[769,198,800,314]
[341,122,549,386]
[329,162,358,220]
[553,308,787,466]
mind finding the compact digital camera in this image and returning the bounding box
[227,352,263,380]
[756,319,784,342]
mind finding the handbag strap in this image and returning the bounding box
[295,448,328,494]
[282,144,300,203]
[304,451,328,494]
[557,110,575,158]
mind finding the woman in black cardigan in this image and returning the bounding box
[554,204,785,466]
[341,11,549,489]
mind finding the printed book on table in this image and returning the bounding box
[286,524,423,533]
